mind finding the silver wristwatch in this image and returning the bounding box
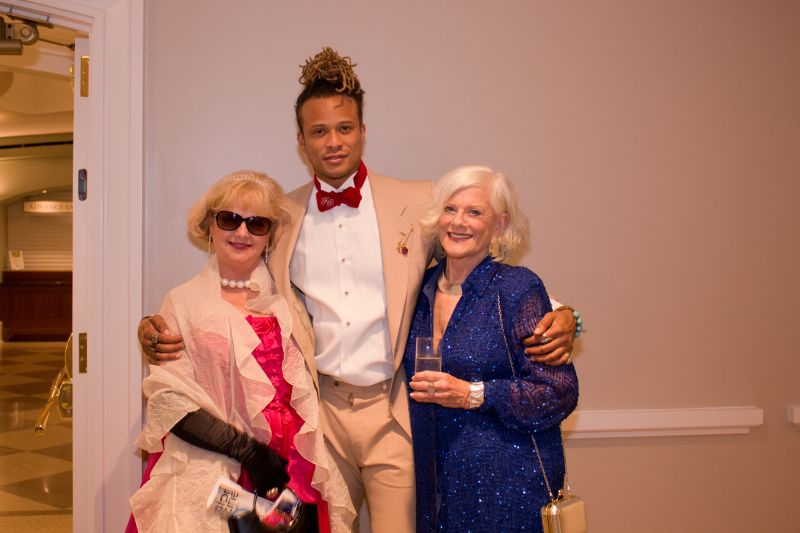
[468,381,484,409]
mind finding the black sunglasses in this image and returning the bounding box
[214,211,272,236]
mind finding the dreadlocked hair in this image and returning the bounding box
[295,47,365,130]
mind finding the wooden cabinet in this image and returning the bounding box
[0,271,72,341]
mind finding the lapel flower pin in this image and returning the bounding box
[396,227,413,256]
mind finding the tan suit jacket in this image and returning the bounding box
[269,170,435,437]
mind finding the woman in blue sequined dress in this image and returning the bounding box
[403,165,579,533]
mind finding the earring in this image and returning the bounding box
[208,234,213,256]
[263,246,269,262]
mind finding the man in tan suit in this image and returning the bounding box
[140,48,578,532]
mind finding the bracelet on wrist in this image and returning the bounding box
[468,381,484,409]
[554,305,586,337]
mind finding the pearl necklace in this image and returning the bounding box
[436,273,462,296]
[220,278,251,289]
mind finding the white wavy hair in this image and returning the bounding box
[419,165,529,262]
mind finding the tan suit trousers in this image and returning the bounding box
[319,375,415,533]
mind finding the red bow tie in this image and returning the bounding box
[315,161,368,212]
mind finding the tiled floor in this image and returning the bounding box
[0,341,72,533]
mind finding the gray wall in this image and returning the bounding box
[143,2,800,531]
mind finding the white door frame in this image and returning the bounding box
[3,0,144,531]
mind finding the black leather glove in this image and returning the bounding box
[171,408,290,494]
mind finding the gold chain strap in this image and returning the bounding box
[496,292,569,503]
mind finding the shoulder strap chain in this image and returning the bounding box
[497,292,568,503]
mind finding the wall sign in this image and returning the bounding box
[23,201,73,214]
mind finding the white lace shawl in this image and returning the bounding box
[130,256,355,532]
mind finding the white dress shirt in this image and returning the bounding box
[290,174,393,386]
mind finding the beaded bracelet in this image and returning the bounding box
[553,305,585,337]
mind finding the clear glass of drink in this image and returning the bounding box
[415,337,442,373]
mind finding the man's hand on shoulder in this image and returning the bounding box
[138,314,184,365]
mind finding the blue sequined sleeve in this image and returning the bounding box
[481,273,579,434]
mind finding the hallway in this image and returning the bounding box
[0,341,72,532]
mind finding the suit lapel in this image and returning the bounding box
[269,182,317,382]
[369,172,415,363]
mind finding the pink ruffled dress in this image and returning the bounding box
[126,315,329,533]
[241,315,329,531]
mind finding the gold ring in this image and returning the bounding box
[566,352,574,364]
[150,333,159,349]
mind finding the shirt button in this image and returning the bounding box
[344,291,349,296]
[338,224,343,229]
[346,321,351,327]
[341,258,346,263]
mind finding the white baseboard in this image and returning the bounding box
[562,406,763,439]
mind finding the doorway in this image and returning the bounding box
[0,16,79,531]
[0,1,145,531]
